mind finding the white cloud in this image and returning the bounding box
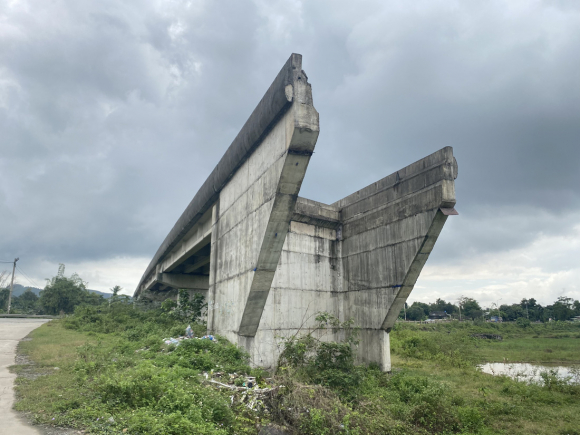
[15,257,151,295]
[412,222,580,307]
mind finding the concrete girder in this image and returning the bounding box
[161,225,212,273]
[140,287,178,302]
[158,273,209,290]
[182,257,211,274]
[291,197,341,230]
[238,97,319,336]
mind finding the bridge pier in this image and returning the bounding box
[135,54,457,371]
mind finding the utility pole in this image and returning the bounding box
[7,257,19,314]
[525,299,529,319]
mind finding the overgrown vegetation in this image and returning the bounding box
[12,301,580,435]
[15,301,255,434]
[277,313,362,398]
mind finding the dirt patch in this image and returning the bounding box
[15,412,84,435]
[11,352,55,381]
[36,426,81,435]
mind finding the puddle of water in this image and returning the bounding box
[479,362,580,385]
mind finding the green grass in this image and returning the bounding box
[13,305,259,434]
[11,306,580,435]
[386,321,580,434]
[391,321,580,364]
[389,356,580,435]
[470,336,580,363]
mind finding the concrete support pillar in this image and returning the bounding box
[379,330,391,372]
[207,202,220,333]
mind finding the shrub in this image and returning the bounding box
[278,312,362,396]
[516,317,531,328]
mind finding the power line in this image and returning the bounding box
[16,265,41,289]
[16,265,39,288]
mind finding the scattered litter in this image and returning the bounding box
[108,417,115,424]
[163,337,180,346]
[163,327,219,347]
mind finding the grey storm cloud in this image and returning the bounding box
[1,0,579,293]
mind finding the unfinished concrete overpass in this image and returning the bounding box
[134,53,458,371]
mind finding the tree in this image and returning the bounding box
[0,271,10,312]
[500,304,525,321]
[12,289,39,314]
[406,303,428,321]
[108,285,131,307]
[111,285,122,297]
[429,298,457,315]
[552,296,575,321]
[38,264,94,315]
[458,297,481,320]
[0,288,9,312]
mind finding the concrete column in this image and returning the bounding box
[379,330,391,372]
[207,202,220,333]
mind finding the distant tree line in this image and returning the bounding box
[0,264,126,315]
[400,296,580,322]
[2,264,579,323]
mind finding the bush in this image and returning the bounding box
[516,317,531,328]
[278,313,362,396]
[57,303,251,434]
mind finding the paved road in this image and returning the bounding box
[0,318,49,435]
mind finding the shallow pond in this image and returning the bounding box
[479,362,580,385]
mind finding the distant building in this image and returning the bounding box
[429,311,448,320]
[490,316,502,323]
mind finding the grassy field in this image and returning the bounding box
[11,306,580,435]
[390,356,580,435]
[471,335,580,363]
[391,321,580,364]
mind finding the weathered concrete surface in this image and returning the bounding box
[135,53,457,372]
[336,146,457,370]
[0,318,49,435]
[242,147,457,370]
[135,53,305,300]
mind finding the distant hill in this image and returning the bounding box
[9,283,112,299]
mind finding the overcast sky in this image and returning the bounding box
[1,0,579,307]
